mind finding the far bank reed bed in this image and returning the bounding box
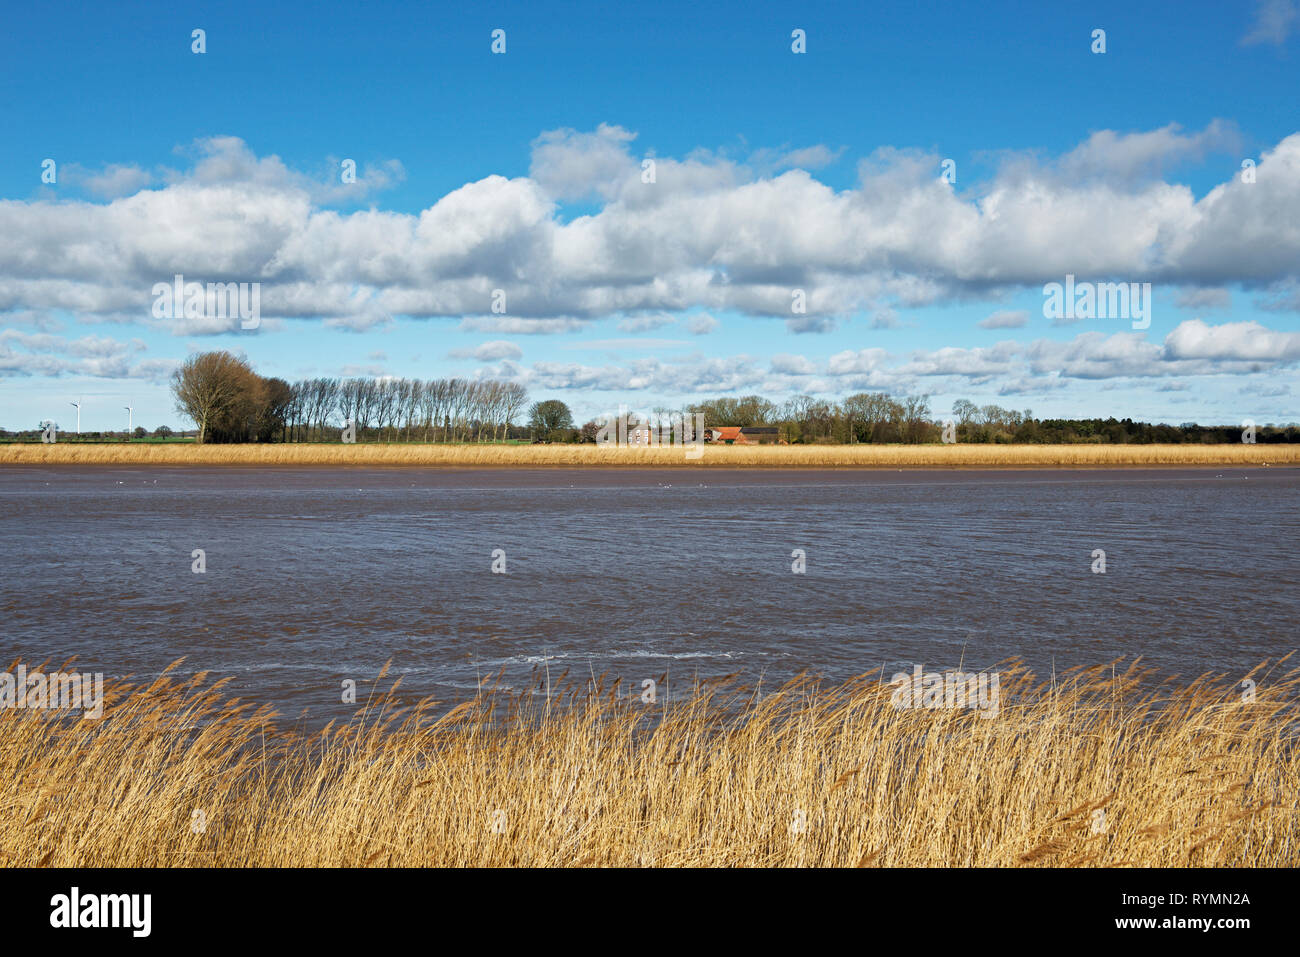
[3,442,1299,468]
[3,658,1297,867]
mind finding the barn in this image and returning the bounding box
[705,426,781,445]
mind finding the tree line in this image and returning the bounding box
[162,352,1298,445]
[678,394,935,443]
[170,352,533,444]
[668,395,1298,444]
[285,376,529,443]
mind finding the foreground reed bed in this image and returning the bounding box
[3,442,1298,468]
[3,658,1296,867]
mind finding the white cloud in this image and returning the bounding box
[996,376,1067,396]
[617,313,676,333]
[770,353,817,375]
[2,127,1299,341]
[0,330,172,380]
[449,340,523,361]
[827,348,889,375]
[71,164,154,199]
[1242,0,1297,45]
[459,316,590,335]
[529,124,638,201]
[786,315,838,334]
[379,318,1300,408]
[900,342,1020,380]
[748,144,846,175]
[1054,121,1240,185]
[777,145,843,170]
[1164,319,1300,361]
[686,313,719,335]
[1026,332,1164,379]
[979,309,1029,329]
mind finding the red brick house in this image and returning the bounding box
[706,426,782,445]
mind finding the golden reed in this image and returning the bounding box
[3,442,1298,468]
[3,657,1296,867]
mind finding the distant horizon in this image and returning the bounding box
[2,1,1298,433]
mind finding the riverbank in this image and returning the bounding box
[3,660,1295,867]
[3,442,1297,468]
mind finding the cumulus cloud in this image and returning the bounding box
[419,318,1300,405]
[529,124,639,201]
[1019,320,1300,379]
[459,316,590,335]
[786,315,838,334]
[747,144,846,176]
[827,348,889,375]
[1164,319,1300,361]
[2,126,1300,341]
[516,355,767,394]
[686,313,719,335]
[777,145,844,169]
[173,136,405,203]
[1,331,140,358]
[770,353,818,375]
[449,340,523,361]
[63,163,155,199]
[54,137,404,208]
[898,342,1021,381]
[323,311,392,332]
[617,313,676,333]
[1025,332,1164,379]
[0,330,172,380]
[996,376,1067,396]
[979,309,1029,329]
[1053,121,1241,185]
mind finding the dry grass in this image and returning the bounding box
[3,442,1298,469]
[4,657,1297,867]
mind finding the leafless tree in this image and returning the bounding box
[170,351,254,444]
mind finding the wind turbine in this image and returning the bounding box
[124,403,134,434]
[69,399,81,434]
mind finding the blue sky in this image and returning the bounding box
[2,0,1299,431]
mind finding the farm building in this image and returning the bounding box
[705,426,782,445]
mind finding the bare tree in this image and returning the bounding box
[170,352,254,444]
[501,382,527,442]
